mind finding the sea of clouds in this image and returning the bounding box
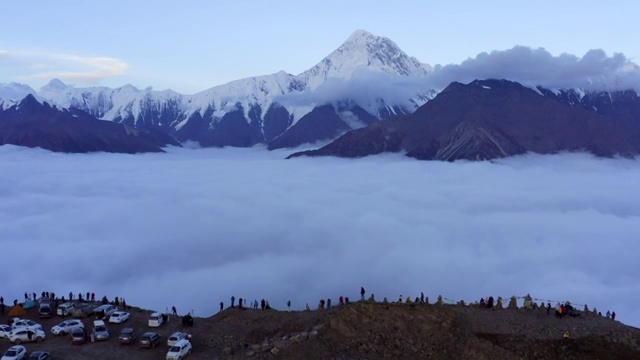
[1,145,639,326]
[279,46,640,113]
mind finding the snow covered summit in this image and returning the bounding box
[2,30,437,148]
[298,29,432,89]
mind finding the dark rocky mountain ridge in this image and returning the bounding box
[0,94,180,153]
[289,79,640,161]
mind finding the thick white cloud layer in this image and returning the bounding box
[1,146,638,325]
[279,46,640,110]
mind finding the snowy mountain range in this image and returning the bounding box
[2,29,640,151]
[0,30,435,149]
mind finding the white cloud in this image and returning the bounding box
[428,46,640,91]
[0,146,638,327]
[0,49,129,86]
[277,46,640,110]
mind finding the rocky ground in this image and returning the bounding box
[1,300,640,359]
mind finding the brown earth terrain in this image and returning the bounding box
[1,300,640,359]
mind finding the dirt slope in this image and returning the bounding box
[1,301,639,359]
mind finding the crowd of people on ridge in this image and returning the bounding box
[0,287,619,324]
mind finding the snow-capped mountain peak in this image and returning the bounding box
[40,78,68,92]
[0,82,37,109]
[1,30,439,148]
[298,30,432,89]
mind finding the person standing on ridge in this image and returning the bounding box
[172,306,177,315]
[231,296,235,308]
[360,287,366,301]
[339,296,344,306]
[287,300,291,312]
[612,311,616,320]
[219,302,224,312]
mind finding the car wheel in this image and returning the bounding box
[37,336,43,342]
[14,338,21,344]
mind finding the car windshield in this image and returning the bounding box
[5,350,17,356]
[95,326,106,332]
[169,346,181,352]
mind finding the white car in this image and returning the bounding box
[108,311,130,324]
[166,339,192,360]
[8,328,45,344]
[1,345,27,360]
[167,331,191,346]
[10,319,42,331]
[92,320,109,341]
[50,319,84,335]
[0,325,12,339]
[147,312,165,327]
[56,302,75,317]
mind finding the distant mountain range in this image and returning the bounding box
[0,95,179,153]
[289,79,640,161]
[2,30,640,158]
[0,30,434,151]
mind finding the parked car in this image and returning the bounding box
[139,332,161,349]
[118,328,136,345]
[0,325,12,339]
[26,352,51,360]
[10,320,42,331]
[147,312,166,327]
[56,302,75,317]
[167,331,191,346]
[92,320,109,341]
[69,327,87,345]
[51,319,84,336]
[93,304,117,319]
[8,328,45,344]
[38,304,52,319]
[71,304,95,318]
[1,345,27,360]
[166,339,192,360]
[109,311,130,324]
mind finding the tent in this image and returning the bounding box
[23,299,36,310]
[7,304,27,318]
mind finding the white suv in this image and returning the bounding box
[166,339,192,360]
[167,331,191,346]
[8,328,46,344]
[56,302,75,316]
[51,319,84,335]
[10,319,42,331]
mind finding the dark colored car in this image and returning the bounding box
[119,327,136,345]
[71,304,96,318]
[28,351,52,360]
[39,304,53,319]
[138,332,161,349]
[70,327,87,345]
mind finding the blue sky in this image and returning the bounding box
[1,0,638,94]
